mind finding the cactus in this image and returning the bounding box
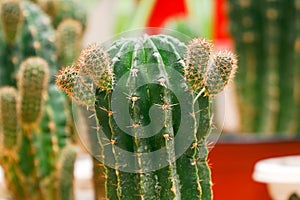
[51,0,87,31]
[0,57,75,200]
[227,0,300,137]
[56,19,83,66]
[0,0,57,86]
[0,0,81,199]
[57,34,237,199]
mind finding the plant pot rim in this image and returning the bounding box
[253,155,300,183]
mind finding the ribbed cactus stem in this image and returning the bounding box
[185,38,213,92]
[18,57,49,127]
[78,43,114,91]
[0,0,23,44]
[204,50,238,96]
[57,19,83,66]
[0,87,19,151]
[57,34,238,200]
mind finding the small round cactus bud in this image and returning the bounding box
[77,43,113,91]
[0,87,19,150]
[0,0,23,43]
[204,50,238,96]
[185,38,213,92]
[57,19,83,66]
[18,57,50,126]
[56,65,95,106]
[56,65,79,96]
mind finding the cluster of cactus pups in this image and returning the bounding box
[57,33,237,199]
[227,0,300,137]
[0,0,86,199]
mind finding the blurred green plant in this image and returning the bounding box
[114,0,156,34]
[0,0,87,199]
[227,0,300,137]
[164,0,213,38]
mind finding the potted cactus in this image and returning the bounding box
[56,31,237,199]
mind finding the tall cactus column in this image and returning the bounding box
[228,0,300,136]
[57,34,237,200]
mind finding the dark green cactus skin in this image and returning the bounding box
[95,35,213,200]
[228,0,300,137]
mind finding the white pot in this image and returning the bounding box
[253,155,300,200]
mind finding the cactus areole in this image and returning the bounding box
[57,34,237,200]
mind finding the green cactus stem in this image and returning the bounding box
[0,0,23,44]
[18,57,49,127]
[228,0,300,136]
[0,87,19,151]
[0,0,57,87]
[57,34,237,200]
[58,144,77,200]
[57,19,83,66]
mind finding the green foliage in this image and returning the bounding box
[57,34,237,200]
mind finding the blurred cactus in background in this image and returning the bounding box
[0,57,76,200]
[227,0,300,137]
[57,34,237,200]
[0,0,87,199]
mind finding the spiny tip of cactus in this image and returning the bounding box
[56,65,79,97]
[0,86,18,103]
[0,0,23,44]
[18,57,50,125]
[57,18,83,37]
[185,38,213,92]
[204,50,238,96]
[56,65,96,107]
[77,43,114,91]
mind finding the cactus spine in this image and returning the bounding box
[57,34,237,199]
[228,0,300,137]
